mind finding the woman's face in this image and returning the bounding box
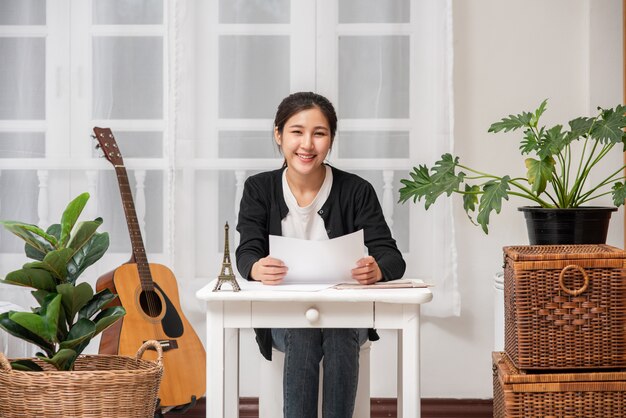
[275,107,332,178]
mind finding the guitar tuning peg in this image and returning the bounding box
[90,134,96,139]
[95,143,101,149]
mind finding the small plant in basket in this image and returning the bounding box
[0,192,125,371]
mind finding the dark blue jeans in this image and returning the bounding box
[271,328,369,418]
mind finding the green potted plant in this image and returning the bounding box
[399,100,626,244]
[0,192,125,371]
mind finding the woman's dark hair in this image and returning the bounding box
[274,92,338,143]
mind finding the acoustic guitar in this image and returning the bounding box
[93,127,206,408]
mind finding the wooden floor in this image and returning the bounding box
[163,397,494,418]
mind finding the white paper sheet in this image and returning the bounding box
[269,229,365,284]
[237,280,335,292]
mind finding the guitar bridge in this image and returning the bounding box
[144,339,178,352]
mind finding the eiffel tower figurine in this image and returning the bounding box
[213,222,241,292]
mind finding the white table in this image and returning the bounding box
[196,279,432,418]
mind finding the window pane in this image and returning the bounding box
[0,132,45,158]
[219,36,290,119]
[339,0,409,23]
[338,36,409,119]
[93,37,163,119]
[217,170,262,254]
[91,131,162,158]
[337,131,408,158]
[0,38,45,119]
[351,170,409,252]
[97,170,163,253]
[219,131,278,158]
[219,0,290,24]
[92,0,163,24]
[0,0,46,25]
[0,170,38,252]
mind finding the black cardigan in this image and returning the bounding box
[235,165,406,360]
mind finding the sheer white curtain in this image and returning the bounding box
[0,0,169,313]
[0,0,458,336]
[0,1,45,255]
[171,0,459,317]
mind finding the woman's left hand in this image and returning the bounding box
[351,256,382,285]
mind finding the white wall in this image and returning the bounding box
[416,0,623,399]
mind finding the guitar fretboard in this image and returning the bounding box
[115,165,154,291]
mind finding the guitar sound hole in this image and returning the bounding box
[139,290,163,318]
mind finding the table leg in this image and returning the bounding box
[224,328,240,418]
[206,301,225,418]
[398,304,421,418]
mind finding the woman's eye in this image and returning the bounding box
[291,130,302,135]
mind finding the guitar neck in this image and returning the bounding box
[114,165,154,290]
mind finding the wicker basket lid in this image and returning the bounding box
[503,244,626,261]
[493,352,626,384]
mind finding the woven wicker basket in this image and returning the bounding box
[503,244,626,370]
[0,340,163,418]
[493,351,626,418]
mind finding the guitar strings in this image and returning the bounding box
[117,165,159,318]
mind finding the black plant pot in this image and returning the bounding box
[518,206,617,245]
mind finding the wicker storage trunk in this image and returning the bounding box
[493,351,626,418]
[503,244,626,370]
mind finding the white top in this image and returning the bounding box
[281,165,332,241]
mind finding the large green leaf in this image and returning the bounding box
[93,306,126,335]
[25,224,62,261]
[56,282,94,323]
[0,312,54,355]
[430,154,465,196]
[462,184,480,213]
[10,359,44,371]
[476,176,511,234]
[537,125,567,159]
[31,289,52,306]
[529,99,548,127]
[38,348,78,371]
[78,288,118,320]
[0,221,57,255]
[23,248,73,282]
[519,128,540,154]
[60,318,96,351]
[568,116,594,140]
[398,154,465,210]
[55,300,69,341]
[2,267,56,292]
[525,157,555,194]
[591,105,626,144]
[66,218,103,252]
[67,232,109,284]
[59,192,90,248]
[488,111,533,133]
[9,294,62,343]
[47,223,62,240]
[399,165,434,204]
[612,182,626,207]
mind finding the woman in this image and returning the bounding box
[236,92,405,418]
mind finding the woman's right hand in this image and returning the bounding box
[251,257,288,285]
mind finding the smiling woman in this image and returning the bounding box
[235,91,405,418]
